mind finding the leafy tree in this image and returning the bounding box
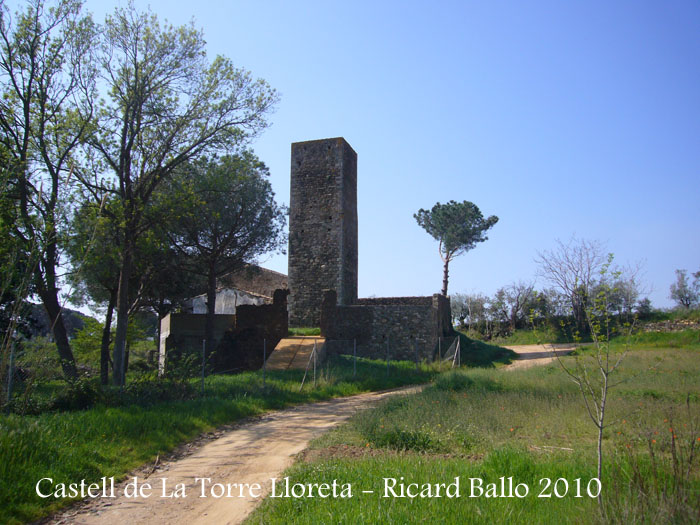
[0,0,97,379]
[414,200,498,296]
[450,292,490,333]
[494,281,535,332]
[65,199,119,383]
[66,197,202,384]
[75,4,278,385]
[669,269,699,309]
[162,152,286,357]
[449,293,469,327]
[635,297,653,319]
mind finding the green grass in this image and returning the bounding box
[248,343,700,524]
[288,327,321,336]
[642,308,700,323]
[617,329,700,350]
[455,332,517,367]
[249,451,600,524]
[491,325,582,345]
[0,354,440,524]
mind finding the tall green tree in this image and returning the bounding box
[66,197,202,384]
[65,199,119,384]
[0,0,96,379]
[76,5,278,385]
[414,200,498,296]
[163,151,286,357]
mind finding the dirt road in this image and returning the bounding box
[49,385,423,525]
[49,345,572,525]
[503,343,577,370]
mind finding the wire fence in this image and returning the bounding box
[189,333,464,398]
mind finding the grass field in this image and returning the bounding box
[247,338,700,524]
[0,354,448,524]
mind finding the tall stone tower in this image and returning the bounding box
[288,138,358,327]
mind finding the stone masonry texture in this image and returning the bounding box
[320,290,454,361]
[288,138,358,327]
[159,289,288,374]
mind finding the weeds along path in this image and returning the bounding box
[502,344,577,370]
[49,385,424,525]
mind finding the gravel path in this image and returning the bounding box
[48,344,572,524]
[48,385,423,525]
[502,343,577,370]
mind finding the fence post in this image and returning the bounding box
[386,337,390,378]
[438,337,441,361]
[201,339,205,396]
[313,340,317,388]
[299,345,314,392]
[457,337,461,367]
[353,339,357,378]
[414,339,419,370]
[263,338,266,389]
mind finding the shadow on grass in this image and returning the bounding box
[455,332,517,368]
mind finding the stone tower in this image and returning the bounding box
[288,137,358,327]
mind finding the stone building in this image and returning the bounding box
[183,265,288,315]
[288,138,358,327]
[160,137,453,372]
[287,137,453,359]
[321,291,453,361]
[159,289,288,374]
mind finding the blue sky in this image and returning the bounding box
[24,0,700,307]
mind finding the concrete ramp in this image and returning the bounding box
[265,336,326,370]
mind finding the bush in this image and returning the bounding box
[119,374,195,406]
[50,376,99,411]
[3,372,197,415]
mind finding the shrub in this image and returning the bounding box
[120,374,195,406]
[50,376,99,411]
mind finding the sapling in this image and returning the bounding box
[550,256,635,508]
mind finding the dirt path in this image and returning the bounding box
[503,343,577,370]
[49,385,423,525]
[48,346,571,524]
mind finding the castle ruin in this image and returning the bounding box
[160,136,453,373]
[288,137,453,360]
[288,138,358,326]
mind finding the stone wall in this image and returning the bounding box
[288,137,358,327]
[214,289,289,372]
[320,290,453,361]
[355,297,433,306]
[159,289,288,374]
[641,319,700,332]
[158,314,236,374]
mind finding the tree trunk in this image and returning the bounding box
[441,258,450,297]
[100,290,117,386]
[205,265,217,362]
[33,221,78,380]
[112,237,133,386]
[38,287,77,380]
